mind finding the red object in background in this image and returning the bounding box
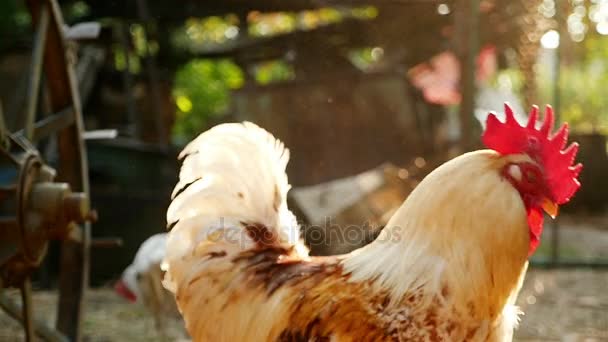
[477,45,497,84]
[408,45,497,105]
[114,280,137,303]
[408,52,461,106]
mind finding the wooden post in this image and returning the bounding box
[135,0,168,148]
[550,0,563,264]
[116,21,139,138]
[455,0,480,151]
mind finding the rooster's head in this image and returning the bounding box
[482,103,582,255]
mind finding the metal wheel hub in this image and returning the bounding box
[0,141,93,287]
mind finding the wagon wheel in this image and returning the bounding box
[0,0,96,341]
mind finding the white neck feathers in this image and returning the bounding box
[344,151,530,318]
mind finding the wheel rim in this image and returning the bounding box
[0,0,95,341]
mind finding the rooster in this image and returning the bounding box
[115,233,182,338]
[162,103,581,341]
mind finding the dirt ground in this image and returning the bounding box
[0,216,606,341]
[515,269,607,341]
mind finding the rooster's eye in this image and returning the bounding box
[525,170,537,183]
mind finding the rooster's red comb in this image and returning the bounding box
[482,103,582,204]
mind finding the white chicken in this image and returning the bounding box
[115,233,183,338]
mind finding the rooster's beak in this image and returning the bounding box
[541,198,559,219]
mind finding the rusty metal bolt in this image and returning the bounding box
[86,209,98,223]
[63,192,90,224]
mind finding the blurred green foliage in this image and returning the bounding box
[492,35,608,134]
[173,15,240,53]
[112,44,142,74]
[249,12,297,37]
[170,57,293,143]
[130,23,159,57]
[171,59,244,145]
[111,23,159,74]
[169,5,378,144]
[253,60,294,85]
[298,8,342,31]
[0,0,19,31]
[173,6,377,52]
[63,1,91,23]
[0,0,92,51]
[348,47,384,71]
[350,6,379,20]
[0,0,30,51]
[248,7,346,37]
[537,36,608,133]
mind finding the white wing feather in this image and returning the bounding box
[162,122,307,293]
